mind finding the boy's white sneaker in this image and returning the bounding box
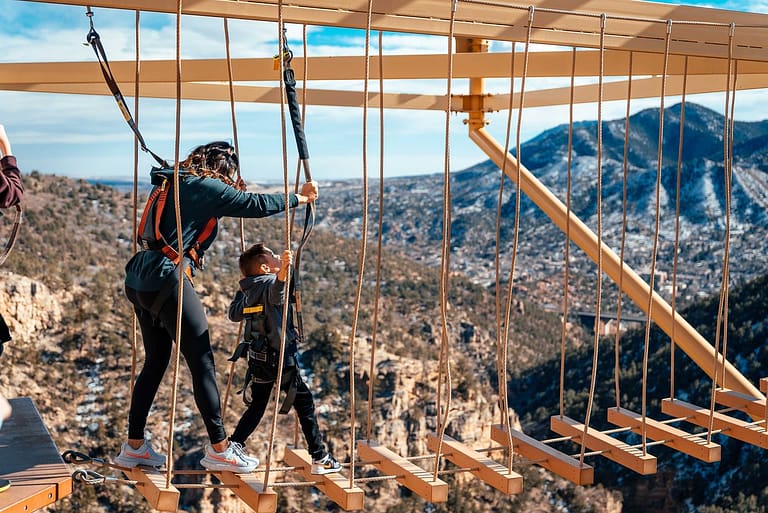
[114,440,166,468]
[311,453,342,475]
[200,441,259,473]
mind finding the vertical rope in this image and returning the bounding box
[558,48,576,419]
[613,51,633,410]
[432,0,458,482]
[165,0,184,489]
[221,16,246,420]
[720,60,738,387]
[345,0,375,489]
[499,5,535,472]
[641,19,672,455]
[494,41,516,466]
[578,13,606,465]
[670,56,689,400]
[129,9,141,399]
[365,30,385,443]
[264,0,294,487]
[707,23,736,444]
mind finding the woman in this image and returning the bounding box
[115,141,317,472]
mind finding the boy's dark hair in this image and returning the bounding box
[239,243,273,276]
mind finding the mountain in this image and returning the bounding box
[318,102,768,315]
[1,101,767,513]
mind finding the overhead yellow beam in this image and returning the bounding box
[20,0,768,61]
[3,51,767,87]
[3,72,764,112]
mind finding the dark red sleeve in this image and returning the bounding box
[0,156,23,208]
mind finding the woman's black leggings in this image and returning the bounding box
[125,279,227,444]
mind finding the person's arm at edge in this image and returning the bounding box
[212,180,318,219]
[0,125,23,209]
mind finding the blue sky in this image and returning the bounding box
[1,0,767,183]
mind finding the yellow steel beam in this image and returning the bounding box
[468,124,762,399]
[20,0,768,61]
[2,72,764,111]
[3,51,767,87]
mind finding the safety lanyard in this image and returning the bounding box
[84,8,170,169]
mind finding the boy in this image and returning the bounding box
[227,243,341,475]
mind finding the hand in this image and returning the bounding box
[0,125,11,157]
[298,181,318,204]
[280,250,293,269]
[234,177,247,192]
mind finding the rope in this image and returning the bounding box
[346,0,375,489]
[613,51,633,410]
[707,23,736,444]
[494,45,515,430]
[264,0,293,488]
[559,47,576,419]
[365,30,385,443]
[432,0,458,483]
[220,14,246,421]
[0,204,21,267]
[641,19,673,455]
[578,13,606,466]
[720,59,738,388]
[500,5,535,473]
[165,0,185,489]
[670,56,689,400]
[494,35,517,470]
[129,9,141,398]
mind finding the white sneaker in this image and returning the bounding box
[200,441,259,473]
[114,440,166,468]
[311,453,342,475]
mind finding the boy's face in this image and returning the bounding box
[260,248,281,274]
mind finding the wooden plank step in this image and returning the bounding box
[607,407,720,463]
[550,415,657,475]
[121,467,179,513]
[283,447,364,511]
[715,388,766,421]
[760,378,768,394]
[490,424,593,485]
[214,471,277,513]
[357,441,448,503]
[0,397,73,513]
[426,434,523,495]
[661,398,768,449]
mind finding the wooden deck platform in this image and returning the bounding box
[283,447,364,511]
[426,434,523,495]
[0,397,72,513]
[607,407,720,463]
[490,424,594,485]
[550,415,657,475]
[661,398,768,449]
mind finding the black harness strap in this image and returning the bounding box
[84,8,169,169]
[279,31,315,342]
